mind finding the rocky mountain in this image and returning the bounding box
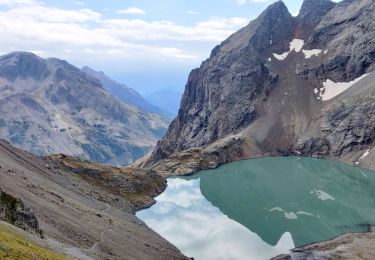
[0,139,187,259]
[142,0,375,175]
[0,52,168,165]
[81,66,174,119]
[145,90,183,115]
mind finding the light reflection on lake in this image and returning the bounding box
[137,177,294,260]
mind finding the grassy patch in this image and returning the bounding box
[0,223,68,260]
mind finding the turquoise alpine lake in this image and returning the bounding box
[137,157,375,260]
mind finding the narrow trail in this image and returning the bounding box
[90,203,113,251]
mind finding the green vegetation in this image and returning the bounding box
[0,223,68,260]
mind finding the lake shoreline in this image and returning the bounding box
[273,226,375,259]
[138,157,375,259]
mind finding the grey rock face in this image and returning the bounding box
[145,0,375,172]
[0,52,168,165]
[295,0,336,40]
[148,1,295,163]
[301,0,375,82]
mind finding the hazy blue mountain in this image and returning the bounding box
[81,66,173,119]
[145,90,183,115]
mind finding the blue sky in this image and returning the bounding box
[0,0,326,95]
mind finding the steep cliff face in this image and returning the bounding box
[0,52,168,165]
[149,1,295,162]
[145,0,375,173]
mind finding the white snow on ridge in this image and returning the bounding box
[273,52,289,61]
[302,49,322,59]
[319,74,369,101]
[273,39,304,61]
[359,149,370,160]
[356,149,371,166]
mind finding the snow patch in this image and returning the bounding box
[296,211,314,217]
[273,52,289,61]
[324,50,328,54]
[268,57,272,62]
[317,74,369,101]
[273,39,304,61]
[290,39,304,52]
[284,212,298,220]
[302,49,322,59]
[359,149,370,161]
[310,189,335,201]
[269,207,298,220]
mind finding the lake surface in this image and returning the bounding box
[137,157,375,260]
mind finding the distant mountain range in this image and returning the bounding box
[0,51,169,165]
[145,90,183,115]
[81,66,174,119]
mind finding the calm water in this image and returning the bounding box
[137,157,375,260]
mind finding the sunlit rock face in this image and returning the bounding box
[145,0,375,172]
[0,52,168,165]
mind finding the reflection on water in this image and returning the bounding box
[137,178,294,260]
[137,157,375,260]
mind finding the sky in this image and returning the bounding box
[0,0,333,95]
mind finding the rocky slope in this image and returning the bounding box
[143,0,375,175]
[273,227,375,260]
[0,52,168,165]
[0,139,188,259]
[81,66,173,119]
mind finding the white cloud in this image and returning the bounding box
[101,17,248,42]
[238,0,269,5]
[0,0,36,6]
[118,7,146,15]
[5,5,101,22]
[0,1,249,76]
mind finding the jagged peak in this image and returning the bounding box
[295,0,336,40]
[260,0,291,18]
[298,0,336,18]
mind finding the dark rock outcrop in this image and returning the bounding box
[0,189,42,237]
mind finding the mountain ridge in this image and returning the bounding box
[140,0,375,177]
[0,51,168,165]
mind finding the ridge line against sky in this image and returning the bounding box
[0,0,340,94]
